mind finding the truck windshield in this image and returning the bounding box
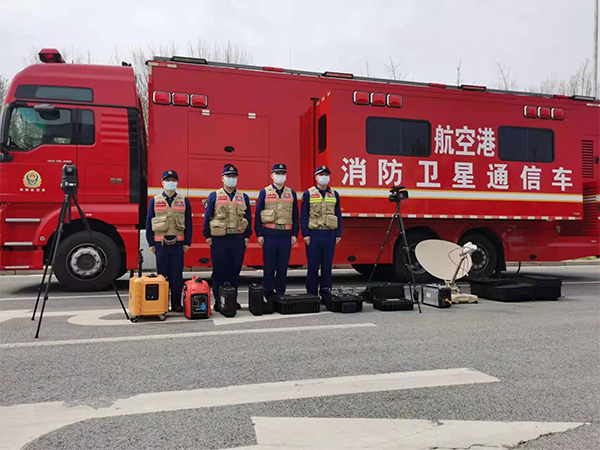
[6,107,72,151]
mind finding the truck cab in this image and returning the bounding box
[0,49,146,290]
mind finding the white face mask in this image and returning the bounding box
[273,174,286,185]
[317,175,330,186]
[224,176,238,188]
[163,181,178,191]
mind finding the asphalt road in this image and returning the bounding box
[0,266,598,449]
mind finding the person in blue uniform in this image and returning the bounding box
[255,164,299,299]
[146,170,192,313]
[301,165,342,302]
[203,164,252,309]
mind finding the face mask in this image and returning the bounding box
[163,181,177,191]
[273,174,286,185]
[224,176,238,188]
[317,175,330,186]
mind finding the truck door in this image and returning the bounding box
[76,106,130,204]
[313,93,331,170]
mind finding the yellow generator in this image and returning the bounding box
[129,274,169,322]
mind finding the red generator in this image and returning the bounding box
[182,276,211,320]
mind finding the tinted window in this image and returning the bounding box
[16,85,93,102]
[366,117,431,156]
[7,107,72,151]
[78,110,95,145]
[498,126,554,163]
[318,114,327,153]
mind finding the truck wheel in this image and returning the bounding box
[458,233,497,279]
[53,231,121,291]
[393,230,436,283]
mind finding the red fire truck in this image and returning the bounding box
[1,49,598,290]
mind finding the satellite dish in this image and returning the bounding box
[415,239,473,281]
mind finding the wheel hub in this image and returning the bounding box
[471,248,488,271]
[68,246,103,278]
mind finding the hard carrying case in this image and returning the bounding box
[327,287,364,313]
[273,294,321,314]
[506,274,562,300]
[219,282,238,317]
[372,297,414,311]
[249,283,266,316]
[183,276,211,319]
[421,284,452,308]
[363,282,405,303]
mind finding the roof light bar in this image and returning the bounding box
[570,95,596,102]
[323,71,354,79]
[461,84,487,92]
[171,56,208,65]
[38,48,64,64]
[429,83,447,89]
[263,67,284,72]
[553,94,569,99]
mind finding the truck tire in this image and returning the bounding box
[458,233,497,279]
[53,231,121,291]
[393,230,436,283]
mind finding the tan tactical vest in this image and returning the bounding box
[260,185,294,230]
[151,193,186,241]
[307,186,338,230]
[209,188,248,237]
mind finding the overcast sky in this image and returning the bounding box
[1,0,598,89]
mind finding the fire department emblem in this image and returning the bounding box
[279,164,283,168]
[23,170,42,188]
[322,165,326,169]
[229,166,234,171]
[168,170,173,175]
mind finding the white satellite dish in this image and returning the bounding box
[415,239,478,304]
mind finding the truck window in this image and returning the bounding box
[318,114,327,153]
[78,110,95,145]
[7,107,73,151]
[498,126,554,163]
[366,117,431,157]
[15,85,93,102]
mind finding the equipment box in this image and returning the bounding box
[373,297,414,311]
[364,282,405,302]
[129,274,169,321]
[327,292,363,313]
[422,284,452,308]
[249,284,265,316]
[219,283,238,317]
[506,274,561,300]
[273,294,321,314]
[183,276,211,320]
[470,279,534,302]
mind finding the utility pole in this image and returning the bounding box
[594,0,598,98]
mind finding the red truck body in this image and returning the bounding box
[1,51,598,289]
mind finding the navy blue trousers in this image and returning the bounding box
[155,243,184,309]
[210,234,246,301]
[262,233,292,297]
[305,231,336,296]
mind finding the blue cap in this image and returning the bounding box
[223,164,239,175]
[162,170,179,180]
[272,163,287,173]
[315,165,331,175]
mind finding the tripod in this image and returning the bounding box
[31,191,130,338]
[367,202,422,314]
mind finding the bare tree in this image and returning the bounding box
[384,56,404,80]
[529,59,599,96]
[0,74,9,104]
[495,63,518,90]
[456,59,463,86]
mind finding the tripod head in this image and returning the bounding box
[388,186,409,204]
[61,163,79,195]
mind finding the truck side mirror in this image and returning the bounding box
[34,104,60,120]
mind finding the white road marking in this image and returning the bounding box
[0,323,376,349]
[225,417,585,450]
[0,293,128,302]
[0,368,498,450]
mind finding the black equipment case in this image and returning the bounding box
[363,282,405,303]
[372,297,414,311]
[506,274,562,300]
[273,294,321,314]
[469,279,534,302]
[422,284,452,308]
[219,282,238,317]
[327,287,363,313]
[248,283,265,316]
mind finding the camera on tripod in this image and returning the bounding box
[61,163,78,194]
[389,186,409,203]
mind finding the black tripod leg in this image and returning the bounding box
[397,212,422,314]
[367,217,396,286]
[32,196,69,322]
[72,195,129,320]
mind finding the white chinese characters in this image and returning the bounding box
[341,157,367,186]
[378,159,403,186]
[435,125,496,158]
